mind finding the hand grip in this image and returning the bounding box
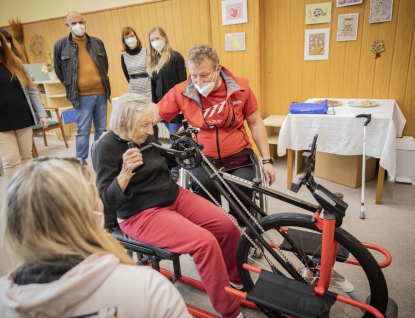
[356,114,371,126]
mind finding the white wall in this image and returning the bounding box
[0,0,153,26]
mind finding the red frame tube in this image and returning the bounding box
[186,304,219,318]
[316,215,337,290]
[346,242,392,268]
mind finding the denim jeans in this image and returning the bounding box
[163,122,183,173]
[74,94,107,159]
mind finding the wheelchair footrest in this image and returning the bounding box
[247,270,337,318]
[279,228,349,262]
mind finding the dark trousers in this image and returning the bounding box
[191,148,256,224]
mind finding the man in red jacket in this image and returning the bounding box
[156,44,275,223]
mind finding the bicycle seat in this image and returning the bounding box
[313,184,348,220]
[109,227,181,260]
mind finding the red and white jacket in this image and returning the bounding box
[158,67,258,160]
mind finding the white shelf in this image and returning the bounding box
[49,94,67,98]
[268,134,279,145]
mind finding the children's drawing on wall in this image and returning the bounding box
[306,3,332,24]
[337,0,363,7]
[337,13,359,41]
[305,28,330,61]
[225,33,246,51]
[370,0,393,23]
[221,0,248,25]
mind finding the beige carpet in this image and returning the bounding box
[1,134,413,317]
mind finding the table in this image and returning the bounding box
[277,99,406,204]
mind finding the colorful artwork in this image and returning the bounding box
[371,39,385,58]
[369,0,393,23]
[337,13,359,41]
[306,3,332,25]
[221,0,248,26]
[337,0,363,7]
[225,33,246,51]
[304,28,330,61]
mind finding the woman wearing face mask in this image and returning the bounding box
[0,28,24,61]
[120,26,158,139]
[146,26,187,182]
[0,157,190,318]
[0,33,48,180]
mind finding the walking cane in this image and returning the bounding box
[356,114,371,219]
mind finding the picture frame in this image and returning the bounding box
[221,0,248,26]
[225,33,246,51]
[337,13,359,41]
[369,0,393,23]
[337,0,363,8]
[306,3,332,25]
[304,28,330,61]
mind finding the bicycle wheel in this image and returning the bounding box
[237,213,388,318]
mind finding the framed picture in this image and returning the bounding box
[306,3,332,25]
[337,13,359,41]
[304,28,330,61]
[337,0,363,7]
[225,33,246,51]
[369,0,393,23]
[221,0,248,26]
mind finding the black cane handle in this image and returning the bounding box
[356,114,371,126]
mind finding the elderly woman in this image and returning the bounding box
[0,157,189,318]
[92,93,244,318]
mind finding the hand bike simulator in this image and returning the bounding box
[164,127,394,318]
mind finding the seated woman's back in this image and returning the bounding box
[0,158,190,318]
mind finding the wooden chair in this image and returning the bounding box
[32,106,69,154]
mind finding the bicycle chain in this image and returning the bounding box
[189,151,303,276]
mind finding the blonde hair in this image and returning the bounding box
[110,93,158,140]
[146,26,173,75]
[186,44,219,69]
[1,158,134,266]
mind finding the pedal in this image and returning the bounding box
[279,228,349,262]
[247,269,337,317]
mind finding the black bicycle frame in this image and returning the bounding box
[199,160,321,280]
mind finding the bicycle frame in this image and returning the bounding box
[197,158,390,317]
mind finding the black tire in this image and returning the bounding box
[236,213,388,317]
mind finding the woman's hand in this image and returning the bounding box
[117,148,143,192]
[39,117,49,129]
[263,164,276,186]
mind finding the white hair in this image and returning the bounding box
[109,93,158,139]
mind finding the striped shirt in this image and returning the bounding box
[122,48,151,100]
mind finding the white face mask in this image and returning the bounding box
[7,42,11,49]
[71,23,86,37]
[125,37,138,48]
[151,40,165,53]
[194,67,218,98]
[93,210,105,229]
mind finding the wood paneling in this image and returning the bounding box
[263,0,415,137]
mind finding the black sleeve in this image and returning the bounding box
[121,55,130,82]
[151,75,158,103]
[174,51,187,83]
[53,41,63,83]
[92,139,133,218]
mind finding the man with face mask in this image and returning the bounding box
[54,11,111,159]
[155,44,275,224]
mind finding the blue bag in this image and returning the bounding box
[289,99,335,115]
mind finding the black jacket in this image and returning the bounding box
[151,50,186,123]
[92,131,179,228]
[54,33,111,108]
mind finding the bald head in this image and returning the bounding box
[65,11,86,38]
[66,11,83,23]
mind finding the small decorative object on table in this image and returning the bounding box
[371,39,384,58]
[41,51,57,81]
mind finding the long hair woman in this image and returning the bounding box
[146,26,187,181]
[0,158,190,318]
[0,28,24,60]
[0,32,48,180]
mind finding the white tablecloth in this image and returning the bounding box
[277,99,406,179]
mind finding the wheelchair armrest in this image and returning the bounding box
[110,227,181,261]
